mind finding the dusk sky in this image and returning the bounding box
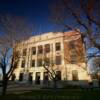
[0,0,61,35]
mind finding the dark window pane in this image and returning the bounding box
[91,74,98,79]
[21,60,25,68]
[55,56,61,65]
[70,56,76,64]
[19,73,23,81]
[70,49,77,64]
[44,58,50,66]
[37,59,42,67]
[35,72,40,84]
[32,47,36,55]
[31,60,35,67]
[55,42,61,51]
[23,49,27,56]
[38,45,43,54]
[45,44,50,53]
[28,73,33,83]
[14,51,20,57]
[14,61,18,68]
[69,41,75,49]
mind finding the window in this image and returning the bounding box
[14,60,19,68]
[45,44,50,53]
[55,55,61,65]
[43,72,49,84]
[72,70,78,81]
[69,41,75,49]
[56,71,61,80]
[31,47,36,55]
[70,49,77,64]
[55,42,61,51]
[44,58,50,66]
[15,51,20,57]
[37,58,42,67]
[38,45,43,54]
[19,73,23,81]
[23,49,27,56]
[31,60,35,67]
[28,73,33,83]
[21,60,25,68]
[35,72,40,84]
[91,74,97,79]
[70,55,77,64]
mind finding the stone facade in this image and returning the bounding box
[13,31,91,86]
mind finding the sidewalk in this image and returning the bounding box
[0,82,40,95]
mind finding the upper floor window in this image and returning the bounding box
[14,50,20,57]
[37,58,42,67]
[70,49,77,64]
[23,49,27,56]
[31,47,36,55]
[38,45,43,54]
[44,44,50,53]
[55,55,61,65]
[70,55,77,64]
[44,57,50,66]
[14,61,18,68]
[55,42,61,51]
[31,59,35,67]
[69,41,75,49]
[21,60,25,68]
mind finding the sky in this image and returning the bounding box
[0,0,61,75]
[0,0,61,35]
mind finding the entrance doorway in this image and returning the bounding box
[35,72,40,84]
[19,73,23,81]
[28,73,33,84]
[43,72,49,84]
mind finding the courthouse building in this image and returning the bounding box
[12,30,90,86]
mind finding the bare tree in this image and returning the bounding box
[50,0,100,87]
[50,0,100,50]
[43,58,59,89]
[42,32,87,88]
[0,15,33,95]
[42,44,60,89]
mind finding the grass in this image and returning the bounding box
[0,88,100,100]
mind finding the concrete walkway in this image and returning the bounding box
[0,82,40,95]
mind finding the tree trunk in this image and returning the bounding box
[2,76,8,96]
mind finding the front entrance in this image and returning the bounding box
[35,72,40,85]
[28,73,33,84]
[43,72,49,84]
[19,73,23,81]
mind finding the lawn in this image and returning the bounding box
[0,88,100,100]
